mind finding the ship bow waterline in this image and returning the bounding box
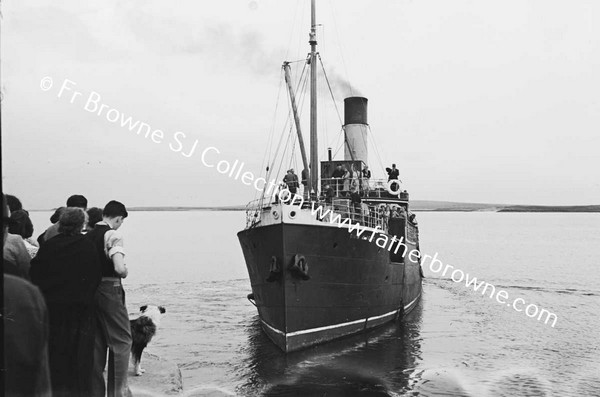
[238,207,422,352]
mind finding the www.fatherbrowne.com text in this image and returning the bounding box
[273,189,559,328]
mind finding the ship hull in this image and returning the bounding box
[238,222,422,352]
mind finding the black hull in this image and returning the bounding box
[238,222,422,352]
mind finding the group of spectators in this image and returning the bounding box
[329,164,366,197]
[282,162,401,201]
[3,193,132,397]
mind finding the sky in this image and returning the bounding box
[2,0,599,209]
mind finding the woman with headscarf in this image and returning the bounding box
[30,207,102,397]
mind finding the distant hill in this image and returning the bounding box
[124,201,600,213]
[409,200,504,211]
[411,201,600,212]
[497,205,600,213]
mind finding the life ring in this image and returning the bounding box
[386,180,401,196]
[289,254,310,280]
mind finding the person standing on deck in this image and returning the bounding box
[386,164,399,181]
[350,163,360,192]
[350,187,362,223]
[88,200,132,397]
[386,164,401,195]
[322,184,335,205]
[361,165,371,197]
[341,166,351,197]
[283,169,299,195]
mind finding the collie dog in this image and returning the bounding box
[130,305,166,376]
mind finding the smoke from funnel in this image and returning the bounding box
[325,68,362,99]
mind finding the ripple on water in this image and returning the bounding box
[124,267,600,396]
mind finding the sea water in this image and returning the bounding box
[28,211,600,396]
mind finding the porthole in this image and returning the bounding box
[272,211,279,219]
[289,211,297,219]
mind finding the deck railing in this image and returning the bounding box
[320,178,409,200]
[319,198,408,230]
[244,191,409,231]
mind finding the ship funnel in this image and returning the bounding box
[343,97,368,163]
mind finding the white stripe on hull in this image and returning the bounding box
[403,293,421,312]
[260,291,422,340]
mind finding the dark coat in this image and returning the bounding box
[331,168,345,178]
[283,173,299,190]
[31,234,101,305]
[30,233,102,396]
[3,274,52,397]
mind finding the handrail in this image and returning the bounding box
[320,177,408,200]
[244,193,410,232]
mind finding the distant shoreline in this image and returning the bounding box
[29,202,600,213]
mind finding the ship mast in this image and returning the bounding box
[309,0,318,194]
[283,62,310,192]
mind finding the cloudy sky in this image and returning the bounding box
[2,0,599,209]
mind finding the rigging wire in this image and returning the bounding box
[327,0,354,97]
[286,58,310,64]
[317,20,388,176]
[269,61,309,190]
[283,53,314,180]
[265,79,299,195]
[318,54,344,126]
[255,69,285,202]
[332,127,344,158]
[288,62,311,173]
[318,60,329,161]
[367,124,387,177]
[318,53,348,162]
[296,0,307,71]
[262,0,391,199]
[279,123,295,179]
[267,106,292,190]
[284,0,302,62]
